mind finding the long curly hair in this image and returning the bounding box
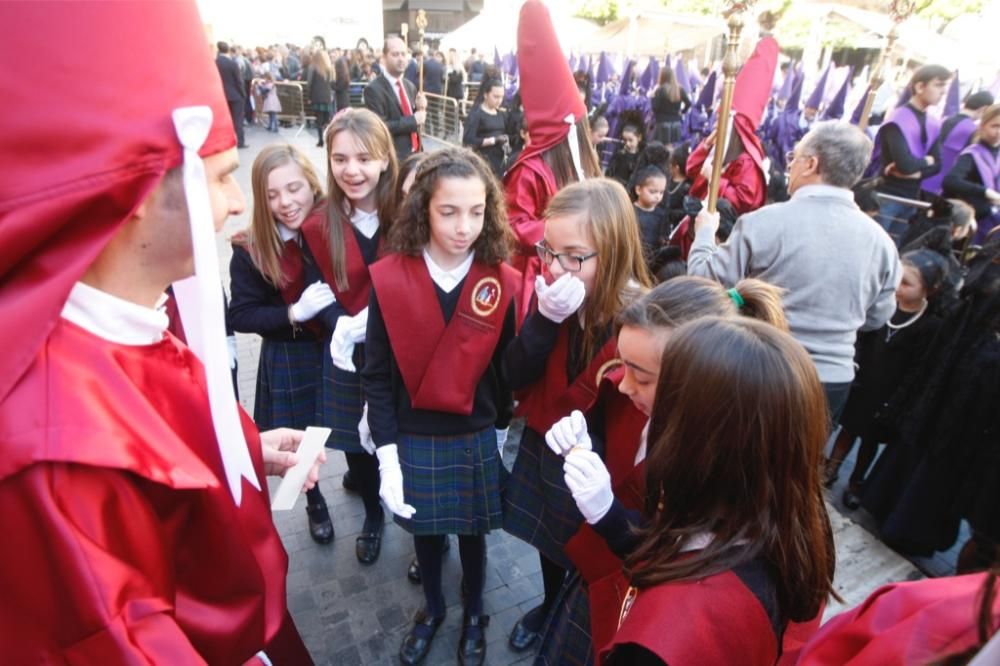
[387,147,512,265]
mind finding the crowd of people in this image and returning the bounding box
[4,0,1000,665]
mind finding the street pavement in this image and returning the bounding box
[221,122,932,665]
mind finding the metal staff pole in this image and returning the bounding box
[416,9,428,93]
[859,0,915,133]
[706,3,752,214]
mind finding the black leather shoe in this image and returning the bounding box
[408,538,451,584]
[407,558,422,584]
[342,469,359,493]
[508,604,544,652]
[458,613,490,666]
[306,499,334,545]
[842,486,862,511]
[355,510,384,564]
[399,609,444,665]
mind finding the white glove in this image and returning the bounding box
[348,307,369,344]
[376,444,416,519]
[226,335,238,370]
[358,403,375,455]
[330,308,368,372]
[290,281,336,322]
[496,427,509,454]
[535,274,586,324]
[545,410,592,456]
[564,449,614,524]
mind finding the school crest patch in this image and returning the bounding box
[471,277,502,317]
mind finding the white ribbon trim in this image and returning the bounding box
[171,106,260,505]
[564,113,586,182]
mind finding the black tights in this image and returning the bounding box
[344,452,382,521]
[414,534,487,617]
[315,110,330,145]
[525,553,566,629]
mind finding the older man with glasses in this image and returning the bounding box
[687,121,902,421]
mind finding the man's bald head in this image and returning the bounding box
[383,35,407,77]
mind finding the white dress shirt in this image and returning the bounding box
[422,248,474,293]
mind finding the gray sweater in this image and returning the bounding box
[688,185,901,383]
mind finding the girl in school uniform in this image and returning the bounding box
[502,177,651,652]
[392,151,457,586]
[573,316,836,665]
[362,147,519,666]
[228,144,336,544]
[537,276,789,665]
[302,108,397,564]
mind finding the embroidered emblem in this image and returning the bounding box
[471,277,501,317]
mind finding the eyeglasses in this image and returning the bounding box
[785,151,797,167]
[535,241,598,273]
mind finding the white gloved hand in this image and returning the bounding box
[348,307,369,345]
[358,402,375,455]
[545,410,592,456]
[535,274,586,324]
[496,427,509,454]
[564,449,614,524]
[290,281,336,322]
[376,444,416,519]
[330,310,366,372]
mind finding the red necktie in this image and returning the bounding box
[396,79,419,153]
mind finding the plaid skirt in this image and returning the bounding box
[253,338,322,431]
[502,428,583,569]
[536,571,594,666]
[315,341,365,452]
[395,428,503,536]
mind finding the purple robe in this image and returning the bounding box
[964,142,1000,242]
[872,104,942,187]
[922,115,976,195]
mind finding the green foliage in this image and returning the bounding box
[913,0,986,33]
[572,0,620,25]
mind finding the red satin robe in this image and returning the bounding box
[671,141,767,260]
[796,573,1000,665]
[0,318,311,665]
[504,154,557,325]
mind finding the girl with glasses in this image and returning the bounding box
[502,178,651,652]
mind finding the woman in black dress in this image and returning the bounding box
[307,49,333,146]
[650,68,690,146]
[332,56,351,113]
[446,49,465,103]
[463,78,510,178]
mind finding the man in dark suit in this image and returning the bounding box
[364,36,425,161]
[423,51,445,95]
[422,51,446,136]
[215,41,247,148]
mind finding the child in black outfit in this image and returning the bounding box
[631,165,668,266]
[825,249,949,509]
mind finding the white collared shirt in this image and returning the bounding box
[61,281,169,345]
[422,248,474,293]
[277,224,298,242]
[351,207,379,239]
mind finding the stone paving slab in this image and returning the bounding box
[226,124,929,664]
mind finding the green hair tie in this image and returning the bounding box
[727,288,745,309]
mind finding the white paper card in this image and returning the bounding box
[270,427,330,511]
